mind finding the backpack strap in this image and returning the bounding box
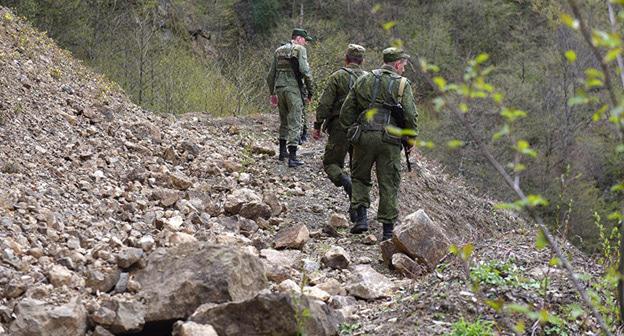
[341,67,357,90]
[397,77,408,102]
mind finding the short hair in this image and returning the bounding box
[346,54,363,65]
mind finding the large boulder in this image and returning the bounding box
[392,209,451,270]
[189,293,341,336]
[9,298,87,336]
[346,265,395,300]
[134,243,267,322]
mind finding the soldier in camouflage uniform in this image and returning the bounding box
[313,44,368,198]
[339,47,418,240]
[266,28,314,168]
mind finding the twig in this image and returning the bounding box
[410,61,615,336]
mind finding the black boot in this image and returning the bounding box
[340,174,352,198]
[350,207,368,234]
[278,139,287,161]
[348,207,357,223]
[299,125,308,145]
[288,146,304,167]
[382,222,394,241]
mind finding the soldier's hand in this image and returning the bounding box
[312,128,322,140]
[269,95,278,108]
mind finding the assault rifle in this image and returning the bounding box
[288,57,310,142]
[383,102,413,172]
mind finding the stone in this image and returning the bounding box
[152,189,181,207]
[9,298,87,336]
[273,224,309,250]
[392,253,426,279]
[93,326,115,336]
[321,246,350,270]
[260,249,302,270]
[47,264,82,288]
[167,232,198,245]
[363,234,377,245]
[304,286,331,302]
[328,213,349,229]
[328,295,357,310]
[169,172,193,190]
[86,266,120,293]
[189,293,340,336]
[173,321,218,336]
[224,188,261,215]
[164,215,184,231]
[239,202,272,220]
[316,279,345,296]
[113,273,129,294]
[238,217,259,237]
[116,247,144,269]
[138,235,155,251]
[392,209,451,270]
[106,298,146,334]
[134,243,267,322]
[263,193,283,216]
[346,265,396,300]
[277,279,301,294]
[91,307,116,325]
[380,239,400,267]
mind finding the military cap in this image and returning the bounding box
[383,47,410,62]
[346,44,366,58]
[292,28,314,41]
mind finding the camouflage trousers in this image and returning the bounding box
[323,117,350,186]
[351,131,401,224]
[276,86,304,147]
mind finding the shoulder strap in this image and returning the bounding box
[341,67,357,89]
[369,70,383,108]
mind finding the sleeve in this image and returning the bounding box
[297,46,314,98]
[339,86,358,129]
[314,73,338,129]
[266,55,277,95]
[401,82,419,136]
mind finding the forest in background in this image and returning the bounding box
[1,0,622,254]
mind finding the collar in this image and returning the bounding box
[345,63,362,70]
[381,64,399,74]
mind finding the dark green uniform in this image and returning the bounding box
[315,63,367,186]
[267,41,313,147]
[339,50,418,238]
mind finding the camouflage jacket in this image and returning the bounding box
[314,63,367,130]
[339,64,418,135]
[266,41,314,97]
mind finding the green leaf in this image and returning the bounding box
[432,76,447,91]
[515,140,537,158]
[566,304,584,320]
[390,39,403,48]
[568,95,589,106]
[585,68,605,80]
[2,12,14,22]
[460,243,474,261]
[564,50,577,63]
[475,53,490,64]
[617,144,624,153]
[605,47,622,63]
[492,124,510,141]
[382,21,397,31]
[485,299,504,312]
[365,108,378,122]
[526,194,549,207]
[536,230,548,250]
[514,322,526,334]
[458,103,468,113]
[447,139,465,149]
[560,13,579,30]
[611,0,624,5]
[593,104,609,121]
[512,163,526,173]
[538,309,550,323]
[549,257,561,267]
[611,183,624,192]
[607,211,623,221]
[371,4,382,13]
[585,79,603,88]
[506,303,531,314]
[385,125,402,137]
[415,140,435,149]
[495,202,522,211]
[501,107,527,122]
[492,92,504,104]
[448,244,459,255]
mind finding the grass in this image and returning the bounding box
[446,317,494,336]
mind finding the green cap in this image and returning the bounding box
[383,47,410,62]
[292,28,314,41]
[346,44,366,58]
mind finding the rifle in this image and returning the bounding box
[288,56,309,142]
[383,102,413,172]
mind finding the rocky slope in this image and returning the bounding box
[0,7,610,336]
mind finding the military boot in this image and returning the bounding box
[382,222,394,241]
[278,139,287,161]
[340,174,352,198]
[299,125,309,145]
[350,207,368,234]
[288,146,304,167]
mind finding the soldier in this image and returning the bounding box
[313,44,368,198]
[339,47,418,240]
[266,28,314,168]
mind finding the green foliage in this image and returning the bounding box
[446,317,494,336]
[470,259,523,288]
[338,322,361,335]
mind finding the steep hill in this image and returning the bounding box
[0,7,610,336]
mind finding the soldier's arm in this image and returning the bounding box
[314,74,338,129]
[339,87,358,129]
[297,46,314,98]
[266,56,277,95]
[401,83,419,135]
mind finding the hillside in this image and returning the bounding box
[0,7,612,336]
